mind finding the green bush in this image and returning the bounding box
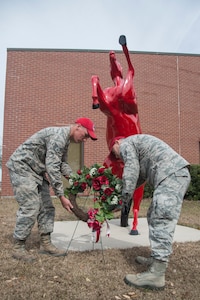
[143,164,200,201]
[143,183,154,198]
[185,164,200,200]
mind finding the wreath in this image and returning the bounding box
[64,163,123,242]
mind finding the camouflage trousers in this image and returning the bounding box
[8,170,55,240]
[147,167,191,262]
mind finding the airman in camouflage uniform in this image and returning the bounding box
[6,118,97,262]
[111,134,191,290]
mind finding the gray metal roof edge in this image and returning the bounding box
[6,48,200,57]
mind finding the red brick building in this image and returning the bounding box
[2,48,200,196]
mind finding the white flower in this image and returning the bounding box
[115,184,122,193]
[68,179,74,186]
[110,195,118,205]
[89,167,97,176]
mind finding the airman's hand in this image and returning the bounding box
[59,195,73,213]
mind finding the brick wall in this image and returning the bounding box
[2,49,200,196]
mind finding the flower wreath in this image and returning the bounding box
[65,163,123,242]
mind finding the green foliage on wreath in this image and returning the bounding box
[64,163,123,223]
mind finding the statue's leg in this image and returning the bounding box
[119,35,135,77]
[129,185,144,235]
[130,208,139,235]
[91,75,100,109]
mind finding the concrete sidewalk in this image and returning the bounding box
[52,218,200,252]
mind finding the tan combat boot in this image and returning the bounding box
[124,259,167,290]
[39,233,66,257]
[135,256,153,266]
[12,239,36,262]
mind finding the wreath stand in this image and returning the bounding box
[62,193,106,264]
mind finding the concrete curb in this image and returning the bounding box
[52,218,200,252]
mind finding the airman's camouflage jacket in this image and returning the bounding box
[6,127,73,197]
[119,134,189,201]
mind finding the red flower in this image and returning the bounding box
[86,174,91,179]
[80,182,87,191]
[98,167,105,174]
[92,178,101,191]
[77,170,82,175]
[88,208,98,219]
[104,187,114,196]
[101,195,107,202]
[98,175,109,185]
[74,181,79,187]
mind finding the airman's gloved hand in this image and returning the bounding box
[122,194,132,216]
[121,194,132,227]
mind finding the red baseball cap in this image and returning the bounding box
[75,117,97,140]
[108,136,125,160]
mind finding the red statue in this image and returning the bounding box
[91,35,144,235]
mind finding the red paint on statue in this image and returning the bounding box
[91,35,144,233]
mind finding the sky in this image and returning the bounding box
[0,0,200,149]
